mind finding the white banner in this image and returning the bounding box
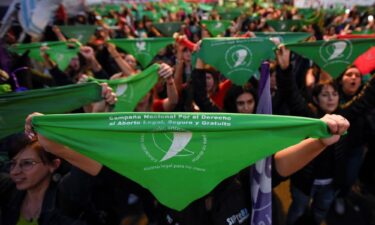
[294,0,375,8]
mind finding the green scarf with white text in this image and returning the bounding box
[32,112,331,210]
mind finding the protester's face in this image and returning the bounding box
[9,147,53,191]
[317,84,339,113]
[341,67,361,96]
[236,92,255,114]
[69,57,80,71]
[125,55,137,70]
[206,73,215,93]
[202,29,211,38]
[182,49,191,62]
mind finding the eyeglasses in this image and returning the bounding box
[8,159,41,171]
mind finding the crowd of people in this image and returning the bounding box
[0,0,375,225]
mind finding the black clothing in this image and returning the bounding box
[0,173,86,225]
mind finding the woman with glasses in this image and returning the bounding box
[0,133,87,225]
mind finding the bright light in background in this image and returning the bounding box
[345,9,350,14]
[369,15,374,22]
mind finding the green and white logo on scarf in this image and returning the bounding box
[197,37,276,85]
[266,20,302,31]
[89,64,160,112]
[218,10,242,21]
[9,41,80,71]
[108,38,175,68]
[153,22,183,37]
[201,20,232,37]
[0,82,102,139]
[59,25,97,44]
[253,32,311,45]
[32,112,331,210]
[198,3,213,11]
[286,39,375,78]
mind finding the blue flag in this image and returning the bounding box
[251,62,272,225]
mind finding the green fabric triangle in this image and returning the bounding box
[59,25,97,44]
[143,11,162,22]
[0,82,102,140]
[253,32,311,45]
[153,22,183,37]
[89,64,160,112]
[218,11,242,21]
[46,45,80,71]
[32,112,331,211]
[0,84,11,94]
[95,4,122,16]
[199,3,213,12]
[108,38,175,68]
[286,39,375,78]
[103,18,117,26]
[201,20,232,37]
[266,20,302,32]
[9,41,80,71]
[197,37,276,85]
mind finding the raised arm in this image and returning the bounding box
[24,83,117,175]
[191,58,221,112]
[158,63,179,112]
[107,43,136,77]
[275,45,315,117]
[26,114,102,176]
[274,114,350,177]
[79,45,104,73]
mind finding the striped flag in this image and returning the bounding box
[18,0,62,37]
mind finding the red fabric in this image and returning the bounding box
[337,34,375,39]
[210,79,232,110]
[354,47,375,75]
[152,98,165,112]
[55,4,67,22]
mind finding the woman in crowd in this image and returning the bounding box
[0,84,116,225]
[275,45,375,225]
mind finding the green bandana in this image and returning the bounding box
[32,112,331,210]
[298,8,316,19]
[352,30,374,35]
[286,39,375,78]
[253,32,311,45]
[89,64,159,112]
[302,10,324,27]
[59,25,97,44]
[218,11,242,21]
[9,41,80,71]
[95,4,122,16]
[197,37,276,85]
[165,4,179,13]
[201,20,232,37]
[142,11,162,22]
[153,22,183,37]
[0,83,102,139]
[108,38,175,68]
[266,20,302,32]
[103,18,117,26]
[199,3,213,11]
[0,84,11,94]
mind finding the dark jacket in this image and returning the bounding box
[277,65,375,194]
[0,173,86,225]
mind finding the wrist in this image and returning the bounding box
[317,138,329,148]
[166,77,174,85]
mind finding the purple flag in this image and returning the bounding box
[251,62,272,225]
